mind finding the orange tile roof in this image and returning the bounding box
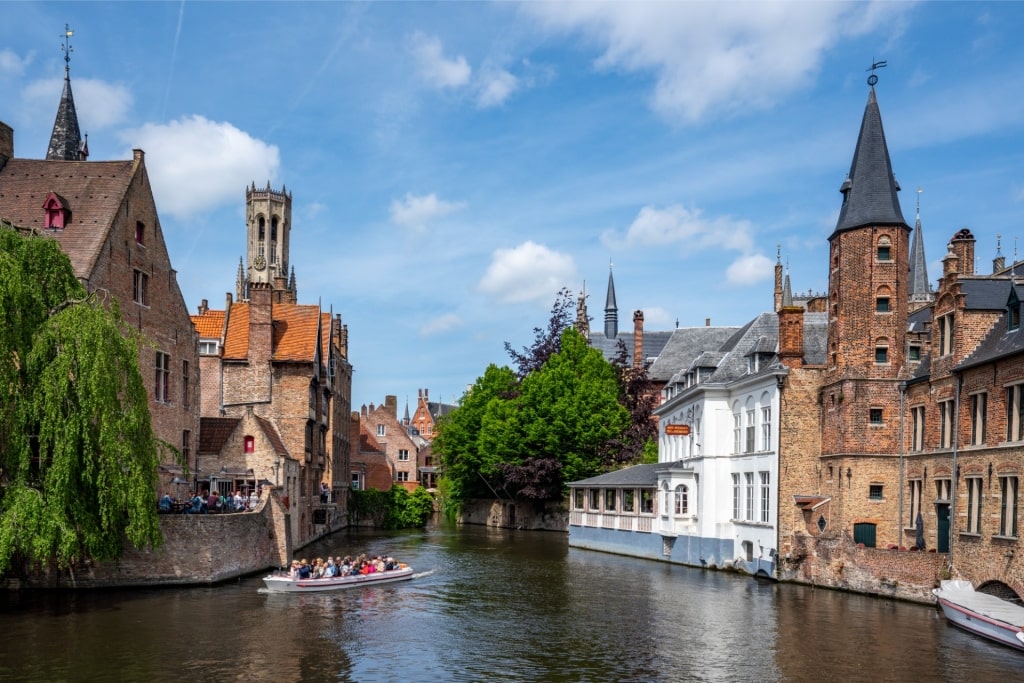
[0,158,136,279]
[221,301,322,363]
[191,309,225,339]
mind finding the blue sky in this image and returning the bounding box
[3,2,1024,411]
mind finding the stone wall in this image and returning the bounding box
[778,532,947,603]
[458,499,568,532]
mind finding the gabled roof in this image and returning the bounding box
[957,283,1024,372]
[0,158,136,278]
[220,302,322,362]
[588,330,674,368]
[198,417,240,454]
[192,309,225,339]
[831,87,908,237]
[254,415,290,457]
[647,327,740,382]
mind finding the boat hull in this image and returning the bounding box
[263,566,414,593]
[933,581,1024,651]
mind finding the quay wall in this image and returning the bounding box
[778,532,948,603]
[458,499,567,532]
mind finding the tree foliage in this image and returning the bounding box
[503,287,575,378]
[349,485,434,529]
[601,339,659,468]
[0,227,165,573]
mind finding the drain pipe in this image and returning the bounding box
[898,381,906,550]
[949,372,962,572]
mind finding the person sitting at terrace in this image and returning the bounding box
[207,491,220,513]
[158,493,173,512]
[185,493,205,514]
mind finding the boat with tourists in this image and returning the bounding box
[933,579,1024,651]
[263,555,414,593]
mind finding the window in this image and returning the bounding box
[640,489,655,514]
[377,424,385,437]
[605,489,617,512]
[875,346,888,364]
[966,477,983,534]
[745,409,755,453]
[588,489,601,510]
[181,360,190,408]
[971,393,987,446]
[396,471,409,482]
[662,482,671,515]
[936,478,951,501]
[135,221,145,245]
[911,406,925,451]
[199,340,219,355]
[870,408,883,425]
[733,412,742,454]
[133,270,149,305]
[155,351,169,402]
[876,297,890,313]
[732,474,741,520]
[674,485,688,516]
[1010,291,1021,331]
[398,449,409,461]
[745,473,754,521]
[351,473,360,491]
[908,479,922,526]
[623,489,635,513]
[999,476,1018,537]
[760,472,770,523]
[939,400,954,449]
[854,522,877,548]
[908,345,921,361]
[877,240,891,261]
[761,407,772,451]
[869,484,884,500]
[244,435,255,453]
[1008,385,1024,442]
[937,313,954,356]
[573,489,584,510]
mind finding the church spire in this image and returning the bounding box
[831,67,907,238]
[46,25,86,161]
[909,186,932,306]
[604,261,618,339]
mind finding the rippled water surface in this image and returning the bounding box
[1,522,1023,682]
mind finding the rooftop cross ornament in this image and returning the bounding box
[61,24,74,74]
[867,59,887,87]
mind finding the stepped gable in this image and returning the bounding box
[0,158,135,277]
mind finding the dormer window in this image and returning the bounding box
[42,192,71,230]
[1008,287,1021,332]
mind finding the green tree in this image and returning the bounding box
[0,227,165,573]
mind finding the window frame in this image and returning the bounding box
[966,477,983,534]
[133,269,149,306]
[999,475,1018,538]
[154,351,170,403]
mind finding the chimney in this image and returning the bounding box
[633,310,644,369]
[706,318,711,327]
[198,299,209,316]
[950,228,975,277]
[248,281,273,366]
[0,121,12,171]
[385,395,398,417]
[778,306,805,369]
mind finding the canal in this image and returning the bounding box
[1,522,1022,682]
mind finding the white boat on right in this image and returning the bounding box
[933,579,1024,651]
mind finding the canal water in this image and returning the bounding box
[1,522,1022,682]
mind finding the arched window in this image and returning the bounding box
[674,485,689,515]
[662,482,670,515]
[877,236,892,261]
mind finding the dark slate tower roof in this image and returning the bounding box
[831,86,907,238]
[47,27,85,161]
[604,263,618,339]
[909,191,932,304]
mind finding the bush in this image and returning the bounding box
[349,485,434,529]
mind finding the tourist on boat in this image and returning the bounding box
[324,558,337,578]
[297,559,311,579]
[288,560,300,578]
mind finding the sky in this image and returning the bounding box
[3,2,1024,412]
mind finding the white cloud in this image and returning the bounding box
[603,204,754,253]
[0,49,30,76]
[725,253,774,287]
[23,77,133,129]
[479,241,577,304]
[410,32,471,89]
[121,115,280,219]
[420,313,464,336]
[639,305,675,329]
[524,2,910,123]
[476,68,519,108]
[390,192,466,230]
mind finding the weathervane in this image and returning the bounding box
[867,59,887,87]
[61,24,74,74]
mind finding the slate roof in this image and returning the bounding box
[569,462,663,487]
[646,326,740,383]
[908,305,932,334]
[0,157,136,278]
[832,87,908,236]
[199,417,240,454]
[587,329,674,368]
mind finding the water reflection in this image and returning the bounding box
[0,522,1023,682]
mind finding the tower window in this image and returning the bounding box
[877,245,891,261]
[876,297,890,313]
[870,408,883,425]
[875,346,888,364]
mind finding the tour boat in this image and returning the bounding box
[263,565,414,593]
[933,579,1024,651]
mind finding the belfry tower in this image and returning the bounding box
[238,181,296,302]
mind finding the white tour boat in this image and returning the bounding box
[933,579,1024,650]
[263,565,414,593]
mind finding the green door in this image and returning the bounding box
[853,522,877,548]
[937,504,950,553]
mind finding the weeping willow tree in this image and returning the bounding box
[0,225,165,574]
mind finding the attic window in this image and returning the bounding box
[135,221,145,245]
[42,192,70,230]
[1009,288,1021,332]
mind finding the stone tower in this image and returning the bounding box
[239,182,296,302]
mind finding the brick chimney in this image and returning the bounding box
[632,310,644,369]
[198,299,209,316]
[949,228,975,277]
[248,281,273,366]
[778,306,804,369]
[385,395,398,417]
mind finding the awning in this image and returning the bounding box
[793,495,831,511]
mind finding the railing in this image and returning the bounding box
[571,511,656,533]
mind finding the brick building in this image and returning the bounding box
[356,396,420,491]
[0,65,199,486]
[191,184,353,546]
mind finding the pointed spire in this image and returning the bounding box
[832,78,907,237]
[575,282,590,338]
[783,262,793,307]
[604,260,618,339]
[289,265,297,298]
[46,25,84,161]
[909,186,932,303]
[994,234,1006,274]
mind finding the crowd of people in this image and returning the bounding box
[288,554,403,579]
[158,489,261,514]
